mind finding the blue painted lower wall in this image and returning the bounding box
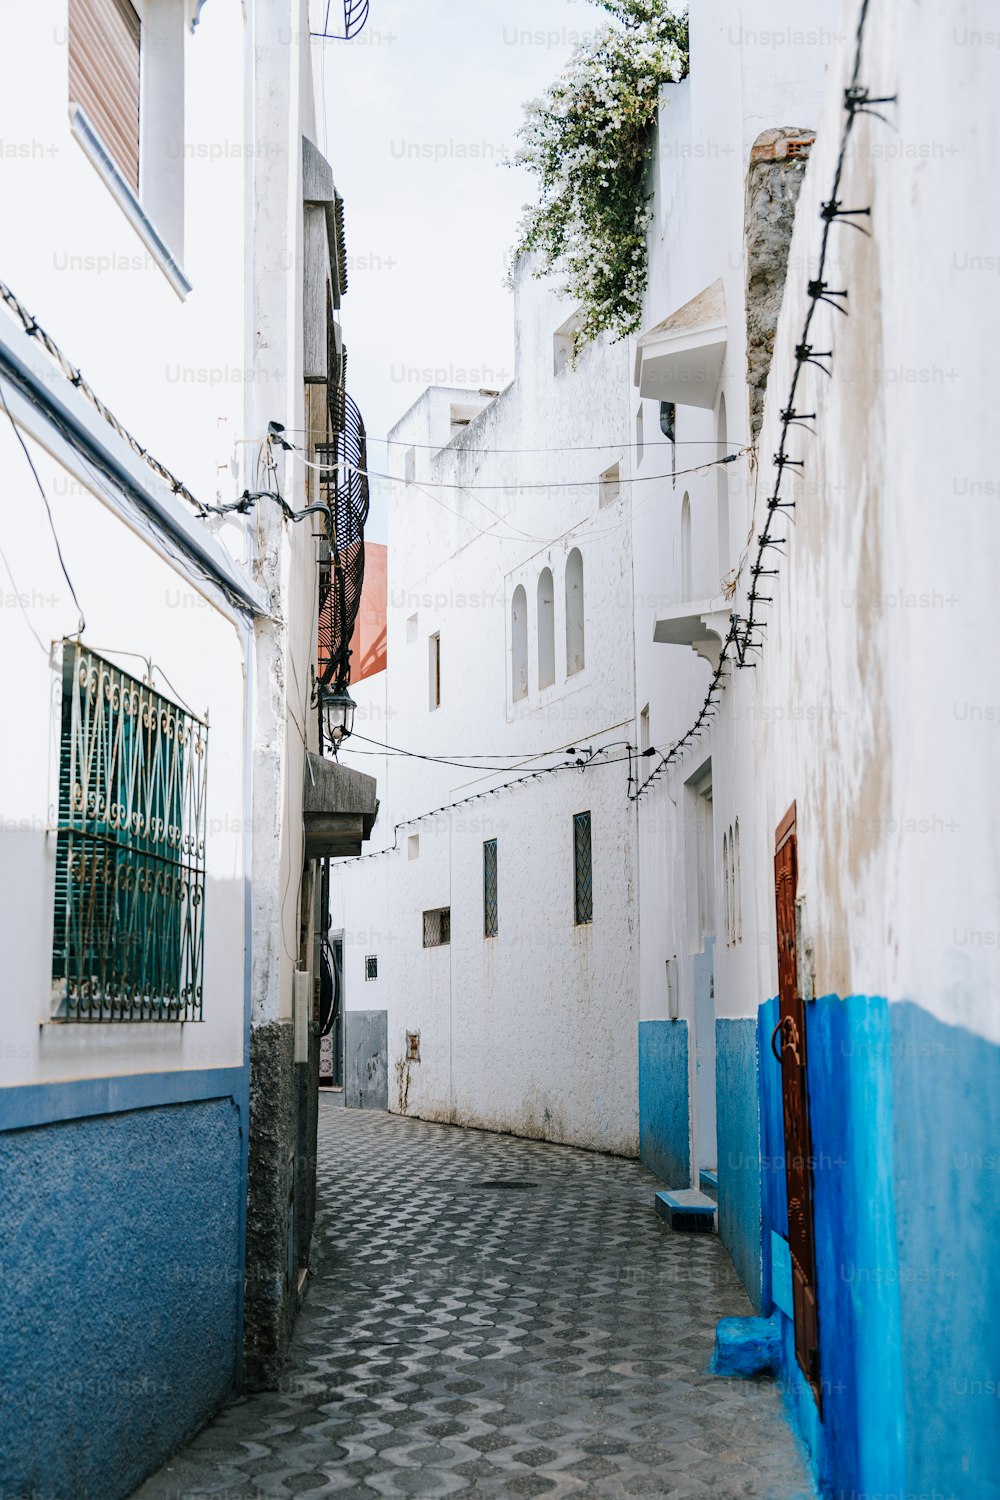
[749,995,1000,1500]
[0,1097,243,1500]
[638,1019,689,1186]
[715,1017,762,1310]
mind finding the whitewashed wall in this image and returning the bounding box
[332,266,640,1153]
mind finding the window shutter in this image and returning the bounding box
[69,0,141,191]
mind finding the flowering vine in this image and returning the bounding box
[509,0,688,354]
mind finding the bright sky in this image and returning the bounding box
[320,0,611,541]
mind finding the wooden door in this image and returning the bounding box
[774,804,821,1403]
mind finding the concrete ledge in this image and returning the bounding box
[655,1188,717,1233]
[713,1315,781,1377]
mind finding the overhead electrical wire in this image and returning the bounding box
[334,743,643,865]
[0,375,86,639]
[288,445,747,490]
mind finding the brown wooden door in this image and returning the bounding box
[774,803,821,1404]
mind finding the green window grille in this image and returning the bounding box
[573,811,593,926]
[52,641,208,1022]
[483,838,498,938]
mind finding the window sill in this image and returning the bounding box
[70,104,192,301]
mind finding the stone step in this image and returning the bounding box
[655,1187,718,1233]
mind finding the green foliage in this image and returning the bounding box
[509,0,688,354]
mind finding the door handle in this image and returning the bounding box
[770,1019,785,1062]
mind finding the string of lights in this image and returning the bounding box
[334,743,639,865]
[632,0,893,805]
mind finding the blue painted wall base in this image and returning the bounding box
[0,1097,243,1500]
[638,1019,690,1186]
[750,994,1000,1500]
[713,1315,781,1377]
[716,1017,763,1310]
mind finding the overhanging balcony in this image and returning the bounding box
[634,279,727,410]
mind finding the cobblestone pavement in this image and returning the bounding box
[134,1100,813,1500]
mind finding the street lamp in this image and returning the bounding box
[320,684,356,751]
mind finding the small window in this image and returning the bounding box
[599,463,621,508]
[511,584,528,702]
[429,632,441,710]
[573,812,593,926]
[408,833,420,860]
[483,839,498,938]
[566,549,585,676]
[659,402,676,442]
[52,642,208,1022]
[423,908,451,947]
[404,447,416,484]
[537,569,555,690]
[553,309,584,375]
[365,954,378,980]
[405,1030,421,1061]
[69,0,141,191]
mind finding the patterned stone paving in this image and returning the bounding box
[133,1100,814,1499]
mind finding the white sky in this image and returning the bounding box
[320,0,612,541]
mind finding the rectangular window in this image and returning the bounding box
[365,954,378,980]
[429,632,441,710]
[422,907,451,948]
[483,839,498,938]
[52,642,208,1021]
[573,811,593,926]
[69,0,142,191]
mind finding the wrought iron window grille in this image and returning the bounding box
[573,811,593,926]
[483,839,498,938]
[365,953,377,980]
[51,641,208,1022]
[422,908,451,948]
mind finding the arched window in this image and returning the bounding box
[717,393,730,586]
[537,568,555,689]
[565,549,585,676]
[680,493,692,601]
[511,584,528,702]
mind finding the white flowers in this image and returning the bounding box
[508,0,687,355]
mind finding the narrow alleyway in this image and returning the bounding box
[134,1100,813,1500]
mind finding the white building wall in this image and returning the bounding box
[0,0,255,1090]
[331,266,640,1153]
[630,0,830,1188]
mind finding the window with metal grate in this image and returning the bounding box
[483,839,498,938]
[52,641,208,1022]
[365,954,378,980]
[573,811,593,925]
[422,907,451,947]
